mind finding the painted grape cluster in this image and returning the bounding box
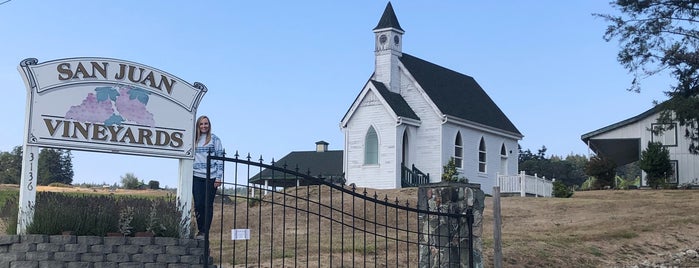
[116,87,155,127]
[65,85,155,127]
[64,93,115,123]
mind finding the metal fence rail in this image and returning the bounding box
[201,152,472,267]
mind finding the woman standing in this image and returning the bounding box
[192,115,224,239]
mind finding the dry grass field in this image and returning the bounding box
[35,184,174,197]
[3,184,698,267]
[482,189,699,267]
[206,187,699,268]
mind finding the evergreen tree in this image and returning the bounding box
[518,147,589,187]
[38,148,74,185]
[0,146,23,184]
[585,156,617,189]
[59,150,74,185]
[639,141,673,188]
[598,1,699,153]
[564,154,589,186]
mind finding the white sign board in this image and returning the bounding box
[19,57,207,158]
[17,57,207,235]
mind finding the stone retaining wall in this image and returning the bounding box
[0,235,212,268]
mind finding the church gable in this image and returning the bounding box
[341,80,418,127]
[343,88,401,189]
[360,89,382,108]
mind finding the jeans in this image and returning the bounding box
[192,176,216,234]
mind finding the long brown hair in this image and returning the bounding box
[195,115,212,146]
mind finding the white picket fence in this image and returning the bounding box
[496,171,553,197]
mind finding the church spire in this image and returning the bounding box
[373,2,404,93]
[374,2,404,32]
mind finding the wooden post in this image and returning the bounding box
[176,158,193,238]
[493,186,503,268]
[17,144,39,234]
[520,171,526,197]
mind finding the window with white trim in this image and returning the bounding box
[478,137,486,173]
[365,126,379,165]
[454,132,463,168]
[651,123,678,147]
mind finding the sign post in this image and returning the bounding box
[18,57,207,236]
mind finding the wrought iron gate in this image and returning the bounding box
[201,153,473,268]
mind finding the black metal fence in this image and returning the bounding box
[201,152,473,267]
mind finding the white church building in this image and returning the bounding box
[341,2,523,193]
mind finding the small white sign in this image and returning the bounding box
[231,229,251,240]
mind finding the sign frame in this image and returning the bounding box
[17,57,207,236]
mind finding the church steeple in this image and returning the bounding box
[374,2,404,32]
[373,2,404,55]
[373,2,404,93]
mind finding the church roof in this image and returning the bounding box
[373,2,403,32]
[400,53,522,135]
[370,80,419,120]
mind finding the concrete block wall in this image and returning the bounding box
[0,234,213,268]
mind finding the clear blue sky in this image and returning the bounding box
[0,1,670,188]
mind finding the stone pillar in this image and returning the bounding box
[418,182,484,268]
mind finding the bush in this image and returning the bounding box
[0,194,18,234]
[121,173,141,189]
[553,180,574,198]
[585,156,617,189]
[148,180,160,190]
[615,175,640,189]
[580,177,596,191]
[4,192,182,237]
[442,157,467,182]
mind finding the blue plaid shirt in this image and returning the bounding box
[193,134,224,179]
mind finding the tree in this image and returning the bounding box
[518,146,588,187]
[0,146,23,184]
[441,157,467,182]
[518,145,547,163]
[597,1,699,153]
[0,146,73,185]
[639,141,674,188]
[585,156,617,189]
[121,173,141,189]
[38,148,73,185]
[147,180,160,190]
[564,154,590,186]
[616,161,642,181]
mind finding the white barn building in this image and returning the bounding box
[582,105,699,187]
[340,3,523,194]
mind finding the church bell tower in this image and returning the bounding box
[373,2,404,93]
